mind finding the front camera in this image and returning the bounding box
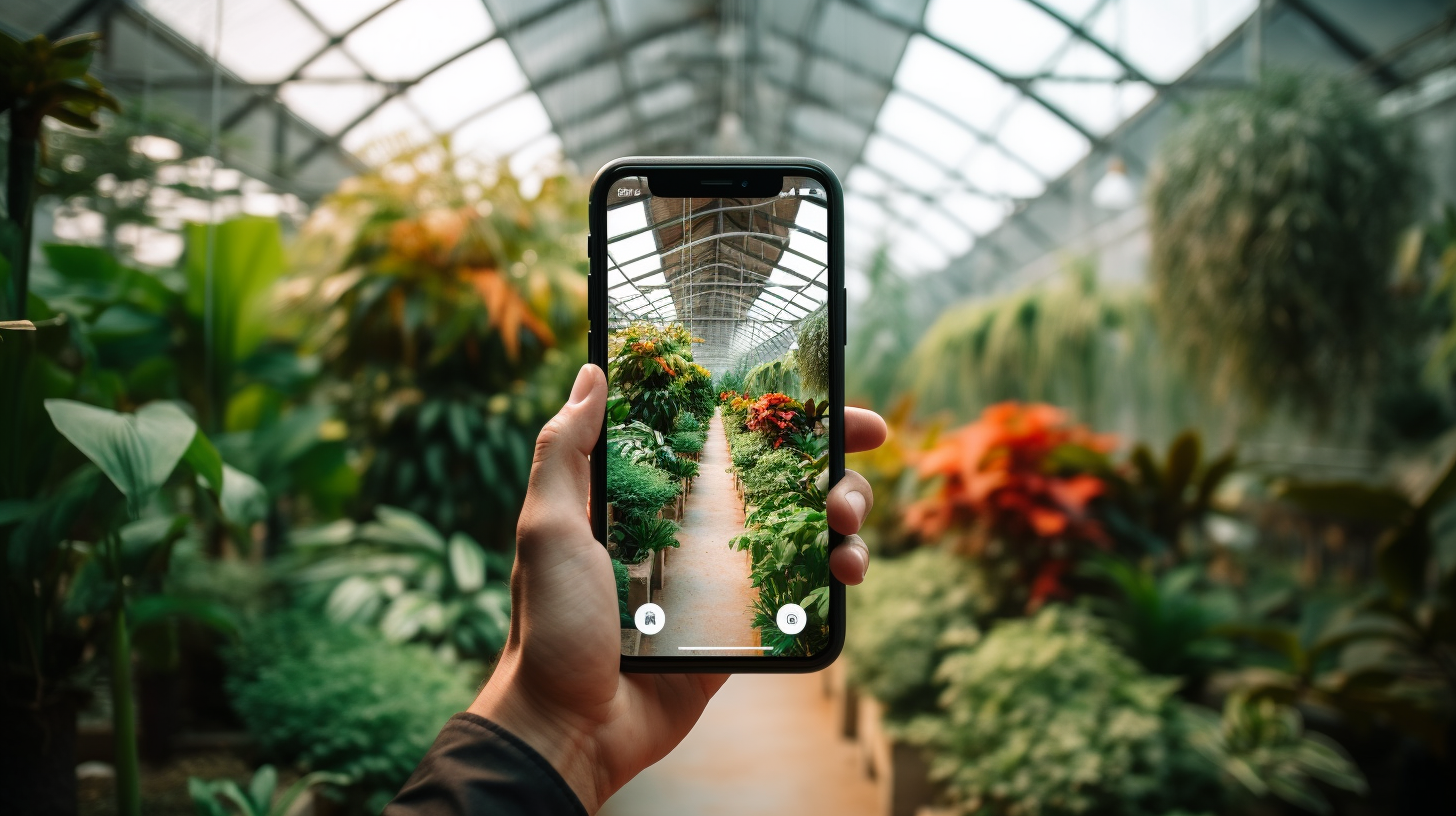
[741,180,748,187]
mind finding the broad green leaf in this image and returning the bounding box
[129,594,239,639]
[247,764,277,814]
[270,772,350,816]
[371,505,445,551]
[325,575,382,624]
[118,514,188,577]
[379,591,432,642]
[184,430,224,494]
[44,399,196,514]
[447,532,487,593]
[220,464,268,528]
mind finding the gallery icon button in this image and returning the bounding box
[635,602,666,635]
[776,603,807,635]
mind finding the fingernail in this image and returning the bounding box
[845,490,866,522]
[568,364,593,405]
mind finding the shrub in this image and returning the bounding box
[609,515,679,563]
[746,392,803,447]
[845,549,991,721]
[728,433,769,474]
[224,611,477,806]
[613,559,631,627]
[673,412,701,433]
[606,448,679,520]
[740,447,809,503]
[907,607,1221,816]
[668,431,704,455]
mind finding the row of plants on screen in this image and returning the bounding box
[1,31,589,814]
[835,73,1456,815]
[602,322,712,594]
[717,313,833,655]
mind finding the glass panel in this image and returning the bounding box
[143,0,328,83]
[453,94,553,159]
[874,93,978,167]
[941,189,1008,234]
[297,0,397,35]
[863,136,952,196]
[1032,79,1156,136]
[342,97,429,156]
[997,97,1090,178]
[299,47,364,79]
[924,0,1069,75]
[409,40,528,131]
[1089,0,1256,83]
[895,36,1018,133]
[347,0,494,81]
[960,147,1046,199]
[279,81,387,135]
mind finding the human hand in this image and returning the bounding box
[468,364,887,812]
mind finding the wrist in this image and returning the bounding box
[468,655,606,813]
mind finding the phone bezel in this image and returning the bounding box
[588,157,846,673]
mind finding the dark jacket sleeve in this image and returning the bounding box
[385,713,588,816]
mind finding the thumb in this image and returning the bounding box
[518,364,606,544]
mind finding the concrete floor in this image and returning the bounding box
[641,409,761,657]
[598,672,881,816]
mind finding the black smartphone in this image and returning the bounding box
[588,157,844,673]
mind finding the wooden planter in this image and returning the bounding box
[621,628,641,656]
[857,697,940,816]
[626,558,652,617]
[651,547,666,591]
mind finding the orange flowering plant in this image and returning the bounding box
[746,392,804,448]
[906,402,1115,610]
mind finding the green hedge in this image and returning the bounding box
[224,611,477,807]
[606,448,679,520]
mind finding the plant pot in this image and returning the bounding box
[621,628,641,656]
[626,558,652,616]
[1,692,79,816]
[858,697,938,816]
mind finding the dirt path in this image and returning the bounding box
[641,408,760,656]
[598,672,882,816]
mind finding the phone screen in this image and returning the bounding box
[601,173,834,660]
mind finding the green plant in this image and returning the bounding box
[668,430,704,455]
[795,309,830,397]
[36,398,258,816]
[0,30,118,318]
[1087,558,1234,682]
[845,548,989,721]
[608,420,677,470]
[742,353,799,397]
[605,448,679,521]
[1148,72,1417,415]
[735,506,831,656]
[740,447,810,504]
[288,505,510,662]
[224,610,476,808]
[907,607,1222,816]
[189,764,348,816]
[728,432,769,473]
[1187,693,1366,816]
[613,558,631,627]
[609,515,679,564]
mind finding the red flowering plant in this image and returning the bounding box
[746,392,804,448]
[905,402,1115,612]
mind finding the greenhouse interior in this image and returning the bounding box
[3,0,1456,815]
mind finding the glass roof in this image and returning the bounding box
[26,0,1447,361]
[113,0,1260,288]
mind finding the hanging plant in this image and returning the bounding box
[795,309,829,397]
[1147,72,1417,416]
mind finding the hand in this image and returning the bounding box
[468,364,887,812]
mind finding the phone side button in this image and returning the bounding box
[587,234,593,258]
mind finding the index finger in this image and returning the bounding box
[845,407,887,453]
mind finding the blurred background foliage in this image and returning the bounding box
[2,14,1456,815]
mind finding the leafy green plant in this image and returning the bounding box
[609,515,679,564]
[740,447,811,504]
[735,506,831,656]
[0,30,118,318]
[795,309,829,397]
[36,398,258,816]
[743,353,800,398]
[288,505,510,662]
[728,433,769,474]
[189,764,348,816]
[613,558,631,627]
[907,607,1222,816]
[605,448,679,521]
[668,430,704,455]
[1148,72,1417,415]
[224,611,476,808]
[1187,693,1366,816]
[845,548,989,721]
[1087,558,1233,682]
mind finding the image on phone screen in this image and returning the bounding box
[603,175,830,659]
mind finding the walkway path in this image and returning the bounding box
[642,408,759,656]
[598,672,882,816]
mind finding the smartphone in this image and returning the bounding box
[588,158,844,672]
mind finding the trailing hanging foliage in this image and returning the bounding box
[743,352,799,397]
[1148,72,1417,415]
[795,309,830,397]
